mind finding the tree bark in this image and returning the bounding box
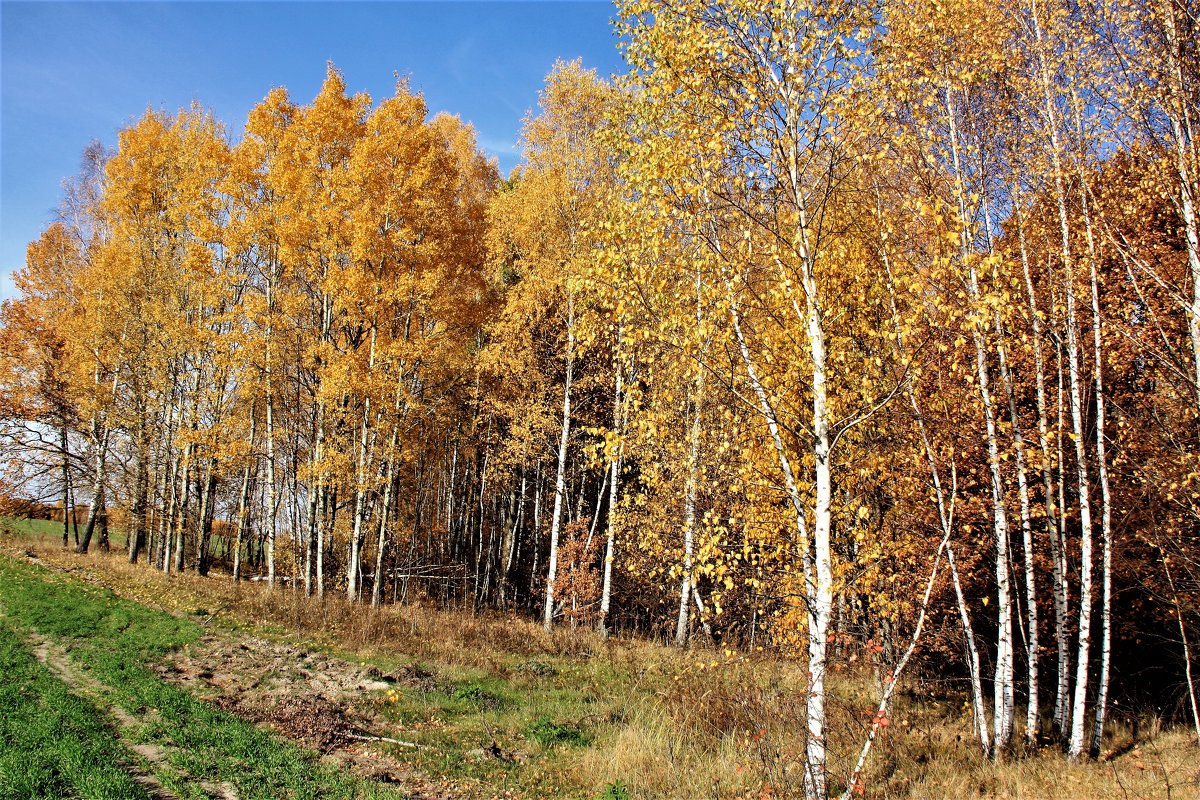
[543,295,575,633]
[945,83,1014,754]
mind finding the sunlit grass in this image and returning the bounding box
[0,554,404,800]
[0,623,153,800]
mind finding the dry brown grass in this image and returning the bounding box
[14,534,559,667]
[5,529,1198,800]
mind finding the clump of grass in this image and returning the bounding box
[515,658,557,676]
[597,778,631,799]
[528,716,591,748]
[450,681,506,709]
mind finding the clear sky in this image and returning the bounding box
[0,1,627,300]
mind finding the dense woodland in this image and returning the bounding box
[2,0,1198,796]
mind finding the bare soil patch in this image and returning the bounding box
[159,631,469,797]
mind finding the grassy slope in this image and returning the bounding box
[1,524,1196,799]
[0,554,403,800]
[4,516,129,551]
[0,624,152,800]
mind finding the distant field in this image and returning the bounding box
[1,515,128,549]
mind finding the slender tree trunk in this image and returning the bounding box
[530,462,543,604]
[1074,139,1114,759]
[501,470,525,607]
[599,337,626,637]
[1027,2,1097,757]
[76,426,109,554]
[803,241,833,799]
[543,295,575,633]
[726,269,825,794]
[173,442,193,572]
[1065,240,1097,761]
[1159,0,1200,422]
[676,353,705,647]
[128,417,149,564]
[307,400,327,596]
[60,425,70,548]
[372,428,399,609]
[233,410,257,583]
[69,474,79,548]
[348,405,373,601]
[1164,558,1200,745]
[265,274,278,589]
[1055,335,1073,732]
[1027,0,1074,736]
[317,482,330,598]
[995,310,1040,744]
[945,84,1014,754]
[96,487,109,552]
[196,458,218,577]
[162,434,181,573]
[1014,178,1072,737]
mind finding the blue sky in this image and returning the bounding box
[0,1,627,300]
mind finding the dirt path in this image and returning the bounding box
[26,631,218,800]
[20,622,468,799]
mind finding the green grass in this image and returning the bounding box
[527,717,591,748]
[0,545,628,797]
[0,554,403,800]
[372,661,608,793]
[0,623,153,800]
[1,515,129,550]
[1,516,70,540]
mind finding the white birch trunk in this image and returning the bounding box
[676,270,707,647]
[1160,0,1200,422]
[161,393,182,575]
[804,247,833,800]
[1072,126,1114,759]
[1026,0,1077,735]
[543,295,575,633]
[372,428,399,609]
[1164,559,1200,745]
[600,333,626,637]
[995,309,1040,744]
[233,410,257,583]
[265,275,277,590]
[1014,181,1072,736]
[1026,1,1097,756]
[726,292,823,791]
[1064,233,1096,761]
[1087,256,1113,758]
[348,407,371,600]
[945,84,1015,753]
[675,362,704,647]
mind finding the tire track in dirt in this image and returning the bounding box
[27,632,237,800]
